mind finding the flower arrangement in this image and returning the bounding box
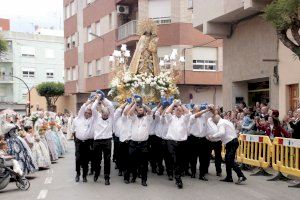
[30,113,39,125]
[108,71,180,103]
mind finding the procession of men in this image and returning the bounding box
[72,90,246,189]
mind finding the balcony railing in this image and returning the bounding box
[0,75,13,82]
[0,96,14,103]
[117,17,172,41]
[118,20,138,41]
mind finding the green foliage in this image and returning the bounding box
[36,82,64,97]
[264,0,300,30]
[0,36,8,54]
[36,82,64,111]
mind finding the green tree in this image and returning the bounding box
[264,0,300,59]
[36,82,64,111]
[0,36,8,55]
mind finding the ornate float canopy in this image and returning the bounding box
[108,19,184,104]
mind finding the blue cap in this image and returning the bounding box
[133,94,143,106]
[96,89,105,100]
[168,96,174,105]
[200,103,208,111]
[126,98,132,104]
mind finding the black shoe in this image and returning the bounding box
[236,176,247,185]
[176,181,183,189]
[217,172,222,177]
[75,175,80,182]
[118,171,123,176]
[124,179,129,184]
[168,175,173,181]
[199,176,208,181]
[191,174,196,178]
[141,181,147,187]
[220,178,233,183]
[82,177,87,182]
[94,176,98,182]
[130,178,136,183]
[105,179,110,185]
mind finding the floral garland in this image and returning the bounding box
[108,71,180,103]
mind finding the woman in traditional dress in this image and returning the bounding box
[48,122,64,157]
[24,126,51,169]
[1,119,37,175]
[57,125,68,154]
[45,123,59,162]
[66,114,74,140]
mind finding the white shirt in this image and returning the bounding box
[92,99,114,140]
[189,112,212,138]
[149,115,159,136]
[165,113,191,141]
[113,108,123,138]
[130,115,152,142]
[210,119,237,145]
[119,114,132,142]
[73,103,95,140]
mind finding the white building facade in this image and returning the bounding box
[0,31,64,112]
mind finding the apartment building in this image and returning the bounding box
[193,0,300,117]
[64,0,223,113]
[0,23,64,113]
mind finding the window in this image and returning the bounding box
[66,37,71,49]
[109,14,112,30]
[72,67,77,80]
[86,0,94,5]
[87,26,92,42]
[65,5,70,19]
[21,46,35,57]
[22,68,35,78]
[87,62,93,77]
[149,0,171,19]
[96,21,101,36]
[187,0,193,9]
[70,1,76,16]
[193,60,217,71]
[71,34,76,47]
[67,69,71,81]
[45,49,55,58]
[96,59,102,75]
[46,70,54,78]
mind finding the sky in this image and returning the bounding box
[0,0,63,33]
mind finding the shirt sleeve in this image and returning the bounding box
[211,123,226,139]
[77,103,87,118]
[164,113,172,124]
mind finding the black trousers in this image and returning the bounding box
[148,135,164,173]
[113,134,121,169]
[87,139,95,173]
[189,135,210,177]
[167,140,186,182]
[208,141,222,174]
[147,135,157,171]
[225,138,245,179]
[124,141,148,182]
[119,141,130,178]
[74,138,90,177]
[161,139,172,176]
[93,138,112,179]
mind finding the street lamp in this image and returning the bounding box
[10,75,31,116]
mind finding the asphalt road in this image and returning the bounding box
[1,141,299,200]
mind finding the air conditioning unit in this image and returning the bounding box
[117,5,129,14]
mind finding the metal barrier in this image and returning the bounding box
[270,137,300,187]
[237,134,273,170]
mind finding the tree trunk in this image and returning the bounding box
[277,29,300,59]
[46,97,52,111]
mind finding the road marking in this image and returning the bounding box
[44,177,52,184]
[37,189,48,199]
[51,169,54,174]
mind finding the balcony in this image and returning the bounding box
[0,96,14,103]
[118,20,138,41]
[0,51,13,63]
[0,75,13,83]
[192,0,272,37]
